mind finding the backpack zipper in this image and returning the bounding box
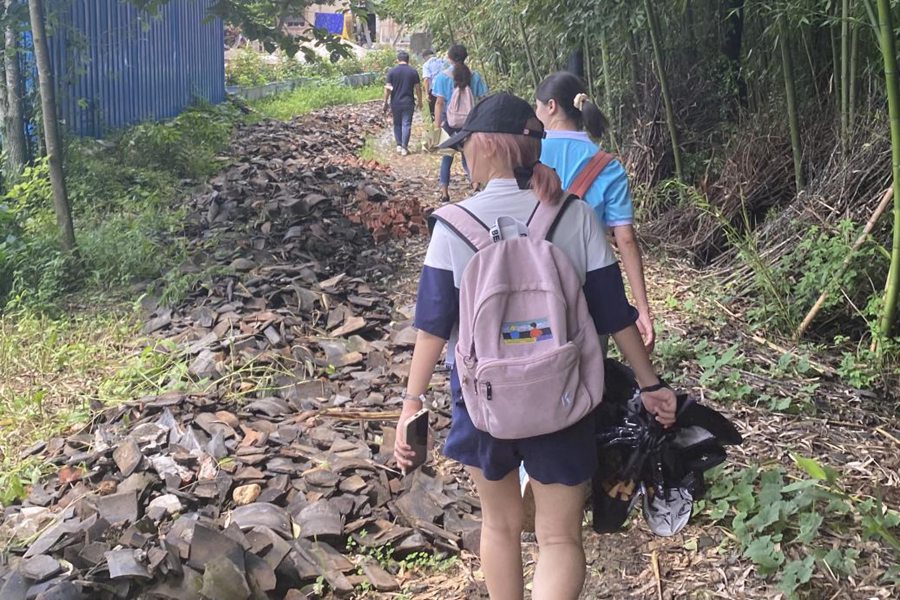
[485,382,492,401]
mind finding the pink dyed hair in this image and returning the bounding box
[465,121,563,204]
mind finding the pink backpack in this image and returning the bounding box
[430,197,606,439]
[446,83,475,129]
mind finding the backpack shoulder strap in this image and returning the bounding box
[428,204,493,252]
[528,195,577,241]
[568,151,616,199]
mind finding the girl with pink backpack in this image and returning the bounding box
[394,93,676,600]
[431,44,489,203]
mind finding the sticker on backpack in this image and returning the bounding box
[501,319,553,344]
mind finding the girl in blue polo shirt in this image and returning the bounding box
[431,44,489,203]
[536,72,655,352]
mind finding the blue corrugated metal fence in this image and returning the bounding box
[29,0,225,138]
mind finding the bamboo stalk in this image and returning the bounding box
[862,0,879,32]
[442,11,455,45]
[516,15,540,90]
[644,0,683,181]
[779,16,804,191]
[796,188,894,339]
[628,31,642,105]
[830,5,841,99]
[599,30,620,153]
[583,34,594,98]
[841,0,850,151]
[876,0,900,338]
[849,21,859,135]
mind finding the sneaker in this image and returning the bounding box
[641,484,693,537]
[439,194,451,204]
[400,147,409,156]
[395,145,403,154]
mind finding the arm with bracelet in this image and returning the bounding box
[394,330,444,473]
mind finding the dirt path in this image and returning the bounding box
[2,104,897,600]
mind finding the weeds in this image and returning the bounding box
[696,455,900,598]
[341,535,458,597]
[357,135,382,163]
[653,332,695,383]
[249,83,382,121]
[0,309,137,502]
[226,47,400,87]
[117,103,237,181]
[0,103,237,313]
[696,342,753,403]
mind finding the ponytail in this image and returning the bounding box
[536,71,610,140]
[530,162,564,205]
[448,44,472,89]
[580,100,609,139]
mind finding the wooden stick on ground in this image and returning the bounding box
[795,187,894,339]
[875,426,900,446]
[650,549,663,600]
[747,333,836,377]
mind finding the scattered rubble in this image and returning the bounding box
[0,104,472,599]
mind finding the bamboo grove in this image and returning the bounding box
[379,0,900,353]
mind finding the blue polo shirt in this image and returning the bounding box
[540,131,634,228]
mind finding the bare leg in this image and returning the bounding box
[467,467,525,600]
[530,478,588,600]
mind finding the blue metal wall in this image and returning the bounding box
[42,0,225,138]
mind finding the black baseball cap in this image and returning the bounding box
[439,92,546,150]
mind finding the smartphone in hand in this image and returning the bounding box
[404,408,429,473]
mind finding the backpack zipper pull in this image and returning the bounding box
[486,382,492,401]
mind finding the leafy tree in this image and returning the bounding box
[131,0,351,59]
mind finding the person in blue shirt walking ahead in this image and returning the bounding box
[535,72,655,352]
[432,44,488,203]
[421,48,448,122]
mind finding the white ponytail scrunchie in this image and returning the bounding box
[573,93,590,111]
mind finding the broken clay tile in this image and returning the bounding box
[112,440,142,478]
[245,552,277,593]
[338,475,367,494]
[105,549,151,579]
[200,555,251,600]
[20,555,63,582]
[95,491,139,525]
[188,523,245,572]
[361,559,400,592]
[330,316,366,337]
[296,500,343,541]
[244,397,291,417]
[230,503,293,539]
[33,581,82,600]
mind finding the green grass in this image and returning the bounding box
[249,82,383,121]
[0,103,240,506]
[0,309,137,504]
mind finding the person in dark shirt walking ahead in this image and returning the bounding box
[383,51,422,156]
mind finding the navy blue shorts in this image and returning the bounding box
[442,368,597,486]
